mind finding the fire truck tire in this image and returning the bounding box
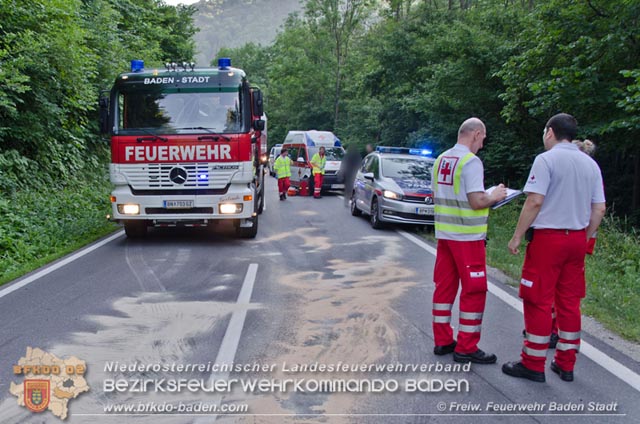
[124,220,147,238]
[257,186,265,214]
[237,216,258,238]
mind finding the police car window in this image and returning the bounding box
[362,156,373,172]
[381,158,433,181]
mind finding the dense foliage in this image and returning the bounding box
[0,0,197,281]
[224,0,640,225]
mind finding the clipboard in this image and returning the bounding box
[486,186,523,209]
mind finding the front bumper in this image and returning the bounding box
[321,173,345,190]
[378,197,435,225]
[110,185,254,223]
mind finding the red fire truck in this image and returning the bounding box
[99,58,266,238]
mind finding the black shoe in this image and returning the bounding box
[434,341,456,356]
[279,194,285,200]
[549,333,559,349]
[502,361,545,382]
[453,349,497,364]
[550,360,574,382]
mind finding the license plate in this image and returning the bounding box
[416,207,433,216]
[164,200,194,209]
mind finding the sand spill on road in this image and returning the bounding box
[222,234,418,423]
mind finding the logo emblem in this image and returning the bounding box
[24,380,50,413]
[169,167,188,185]
[425,196,434,205]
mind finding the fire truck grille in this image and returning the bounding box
[118,163,239,190]
[145,207,214,215]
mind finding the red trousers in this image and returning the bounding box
[313,173,323,197]
[433,239,488,354]
[520,229,586,372]
[278,177,290,195]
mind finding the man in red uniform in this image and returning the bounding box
[432,117,507,364]
[503,113,606,382]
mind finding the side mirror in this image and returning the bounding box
[98,95,109,134]
[253,119,265,131]
[363,172,374,181]
[297,157,305,163]
[252,89,263,116]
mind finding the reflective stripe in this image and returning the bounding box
[433,303,453,311]
[433,222,488,234]
[433,315,451,324]
[435,214,489,227]
[556,342,580,352]
[458,324,481,333]
[434,205,489,217]
[434,197,472,209]
[453,153,475,194]
[558,330,581,340]
[460,311,483,320]
[432,156,442,192]
[525,332,551,344]
[523,346,547,357]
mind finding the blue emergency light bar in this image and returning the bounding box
[218,58,231,70]
[376,146,432,157]
[131,60,144,72]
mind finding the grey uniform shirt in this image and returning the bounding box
[524,142,605,230]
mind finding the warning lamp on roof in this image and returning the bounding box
[218,58,231,70]
[130,60,144,73]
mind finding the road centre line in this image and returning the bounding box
[212,263,259,370]
[0,230,125,300]
[397,230,640,393]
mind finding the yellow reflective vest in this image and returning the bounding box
[432,150,489,240]
[310,153,326,175]
[274,155,292,179]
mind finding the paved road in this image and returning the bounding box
[0,176,638,423]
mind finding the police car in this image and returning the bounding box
[350,146,435,229]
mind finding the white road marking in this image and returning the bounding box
[0,230,125,299]
[194,263,259,423]
[397,229,640,392]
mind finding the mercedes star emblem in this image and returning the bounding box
[169,167,188,185]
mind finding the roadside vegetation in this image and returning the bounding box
[486,203,640,342]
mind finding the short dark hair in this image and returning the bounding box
[546,113,577,141]
[280,148,288,153]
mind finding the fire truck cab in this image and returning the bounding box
[99,59,266,238]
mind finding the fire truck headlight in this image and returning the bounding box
[219,203,243,214]
[260,153,268,164]
[118,204,140,215]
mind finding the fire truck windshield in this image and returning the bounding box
[117,90,245,134]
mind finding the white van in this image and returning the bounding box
[282,130,345,194]
[268,144,282,176]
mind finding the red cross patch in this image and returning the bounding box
[437,157,458,186]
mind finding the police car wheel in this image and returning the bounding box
[350,192,361,216]
[370,198,384,229]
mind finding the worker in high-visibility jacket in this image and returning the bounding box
[274,147,292,200]
[310,147,326,198]
[431,117,507,365]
